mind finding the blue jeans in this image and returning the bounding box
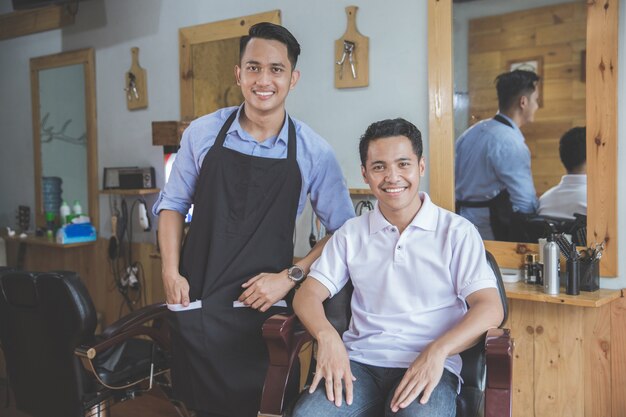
[292,360,457,417]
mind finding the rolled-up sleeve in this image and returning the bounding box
[308,146,354,233]
[152,127,201,217]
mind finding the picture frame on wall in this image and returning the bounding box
[507,56,544,107]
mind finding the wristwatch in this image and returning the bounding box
[287,265,306,283]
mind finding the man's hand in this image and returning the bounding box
[163,272,191,306]
[389,344,447,412]
[309,330,355,407]
[239,270,295,312]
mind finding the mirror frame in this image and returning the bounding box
[30,48,99,232]
[179,9,281,120]
[428,0,618,276]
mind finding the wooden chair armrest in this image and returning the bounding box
[259,313,313,416]
[485,327,513,417]
[101,302,168,339]
[75,303,170,360]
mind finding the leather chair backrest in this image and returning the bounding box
[0,270,97,417]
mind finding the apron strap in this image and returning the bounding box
[493,114,513,128]
[214,110,239,148]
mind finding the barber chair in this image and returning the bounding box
[0,269,188,417]
[511,213,587,246]
[258,251,513,417]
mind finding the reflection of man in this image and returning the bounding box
[538,127,586,219]
[153,23,354,417]
[455,70,540,240]
[292,119,503,417]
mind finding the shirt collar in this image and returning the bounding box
[227,104,290,146]
[369,192,439,234]
[561,174,587,185]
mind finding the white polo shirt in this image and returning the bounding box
[538,174,587,219]
[309,192,497,379]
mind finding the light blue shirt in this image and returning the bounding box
[153,105,354,233]
[310,192,497,384]
[455,113,538,239]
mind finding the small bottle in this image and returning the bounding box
[72,200,82,216]
[525,254,537,284]
[543,234,560,295]
[60,200,70,225]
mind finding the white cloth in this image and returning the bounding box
[309,192,497,379]
[538,174,587,219]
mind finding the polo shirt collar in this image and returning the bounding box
[369,192,439,234]
[227,104,290,146]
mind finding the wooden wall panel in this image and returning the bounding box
[467,2,587,195]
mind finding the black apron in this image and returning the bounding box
[169,110,301,416]
[455,114,515,241]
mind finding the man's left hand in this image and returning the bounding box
[389,345,447,412]
[239,270,295,312]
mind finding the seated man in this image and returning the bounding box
[538,126,587,219]
[292,118,504,417]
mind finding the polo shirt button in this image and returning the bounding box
[397,245,402,250]
[391,228,396,232]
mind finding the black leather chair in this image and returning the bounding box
[258,251,512,417]
[510,213,587,246]
[0,268,188,417]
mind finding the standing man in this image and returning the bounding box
[292,118,503,417]
[153,23,354,417]
[455,70,540,241]
[538,126,587,219]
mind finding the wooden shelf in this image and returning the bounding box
[100,188,160,195]
[504,281,621,308]
[5,235,96,249]
[0,4,75,41]
[349,188,374,196]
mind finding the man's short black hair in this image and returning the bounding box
[359,118,423,166]
[240,22,301,69]
[559,126,586,173]
[495,70,540,112]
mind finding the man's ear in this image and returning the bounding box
[235,65,241,86]
[361,165,369,184]
[419,157,426,177]
[290,69,301,90]
[519,94,528,109]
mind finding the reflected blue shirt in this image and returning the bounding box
[153,105,354,233]
[455,113,538,240]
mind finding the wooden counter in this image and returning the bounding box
[505,282,625,417]
[505,281,621,308]
[5,234,96,249]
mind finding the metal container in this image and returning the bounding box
[543,235,560,295]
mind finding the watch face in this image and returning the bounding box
[289,266,305,282]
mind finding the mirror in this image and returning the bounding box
[30,48,99,232]
[428,0,618,276]
[452,1,586,244]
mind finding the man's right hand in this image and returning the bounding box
[163,272,190,306]
[309,330,355,407]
